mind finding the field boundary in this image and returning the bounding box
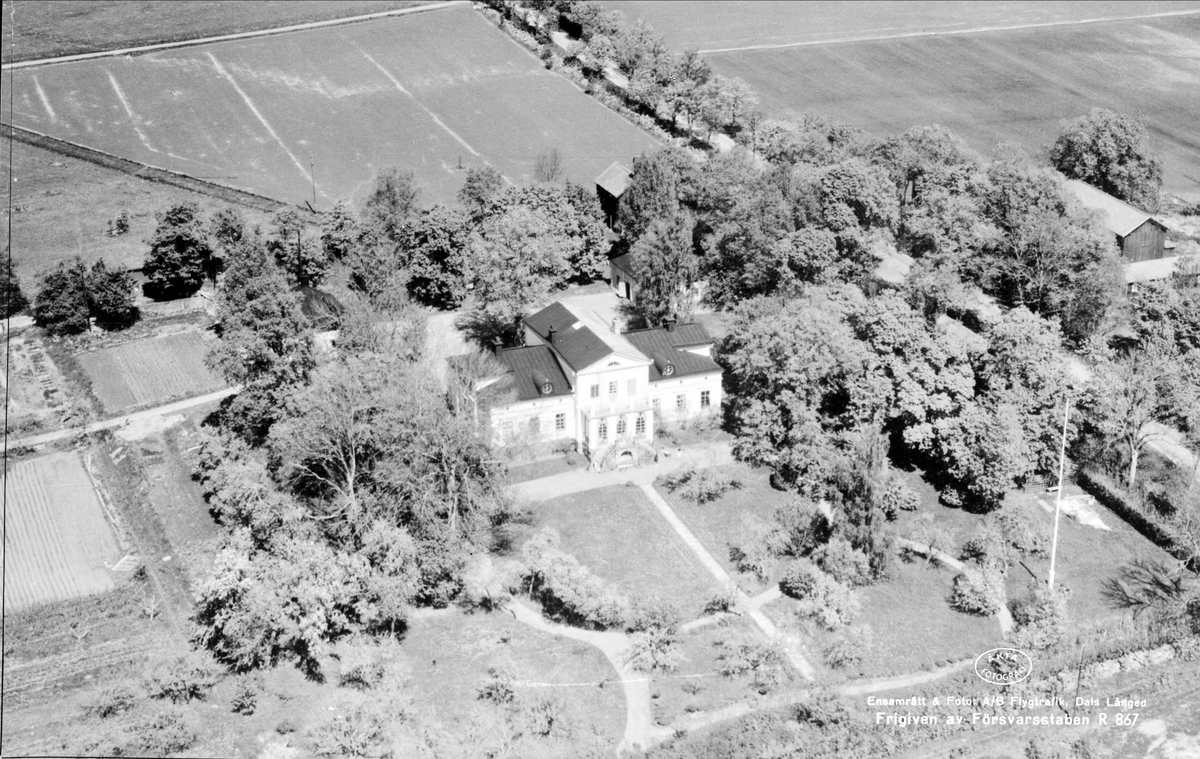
[3,124,315,218]
[1,1,467,69]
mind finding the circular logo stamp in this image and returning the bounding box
[974,647,1032,685]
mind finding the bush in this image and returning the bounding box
[130,705,199,755]
[780,559,861,630]
[144,650,221,703]
[718,641,788,692]
[232,674,262,714]
[996,505,1048,558]
[772,497,831,557]
[881,478,919,517]
[624,597,684,673]
[478,663,517,706]
[1010,585,1069,650]
[85,680,141,719]
[704,585,741,615]
[811,536,872,587]
[310,703,390,758]
[950,564,1007,616]
[522,528,630,628]
[338,639,388,690]
[661,466,741,504]
[822,625,873,669]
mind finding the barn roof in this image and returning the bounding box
[610,251,635,274]
[595,161,632,197]
[1064,180,1159,238]
[623,324,720,381]
[494,345,573,402]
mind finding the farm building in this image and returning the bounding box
[1064,180,1168,263]
[595,161,632,228]
[610,251,637,300]
[450,301,722,471]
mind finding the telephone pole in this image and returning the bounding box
[1047,394,1072,593]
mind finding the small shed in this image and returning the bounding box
[610,251,636,300]
[595,161,632,228]
[1064,180,1168,262]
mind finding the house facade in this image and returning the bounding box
[460,301,722,471]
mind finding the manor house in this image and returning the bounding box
[455,301,723,471]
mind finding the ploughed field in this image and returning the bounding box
[4,3,660,208]
[1,453,123,610]
[603,1,1200,199]
[76,330,225,413]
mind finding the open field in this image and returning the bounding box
[0,1,429,63]
[4,4,661,208]
[2,452,123,610]
[2,137,273,274]
[76,329,225,413]
[603,2,1200,200]
[531,484,720,617]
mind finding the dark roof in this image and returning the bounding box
[494,345,573,402]
[525,302,614,371]
[595,161,632,197]
[623,324,720,381]
[610,251,635,274]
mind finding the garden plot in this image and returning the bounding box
[76,330,224,413]
[2,452,123,610]
[5,4,660,208]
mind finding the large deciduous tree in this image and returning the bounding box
[624,213,698,328]
[33,258,137,335]
[144,203,212,299]
[1050,108,1163,211]
[399,205,470,310]
[362,167,419,239]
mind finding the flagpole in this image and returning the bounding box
[1047,394,1071,592]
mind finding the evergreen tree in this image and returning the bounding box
[2,256,29,318]
[144,203,212,299]
[625,213,698,328]
[87,260,138,329]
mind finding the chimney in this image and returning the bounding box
[547,324,556,344]
[491,336,503,356]
[665,318,675,333]
[611,316,623,334]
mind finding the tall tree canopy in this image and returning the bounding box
[362,167,419,239]
[1050,108,1163,211]
[144,203,212,299]
[624,213,698,328]
[2,257,29,318]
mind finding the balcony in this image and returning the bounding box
[583,397,653,418]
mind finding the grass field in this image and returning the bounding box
[1,138,273,274]
[2,452,123,610]
[530,484,720,617]
[0,1,429,63]
[602,2,1200,200]
[4,4,660,208]
[76,330,225,413]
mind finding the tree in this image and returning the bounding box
[207,237,315,440]
[144,203,212,299]
[272,232,329,289]
[618,151,684,242]
[362,167,419,239]
[33,261,90,336]
[1085,339,1183,488]
[623,213,698,328]
[2,256,29,317]
[399,205,470,309]
[532,148,564,184]
[86,260,138,329]
[457,166,505,218]
[320,200,359,262]
[1050,108,1162,210]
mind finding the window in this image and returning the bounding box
[676,394,686,411]
[555,413,566,431]
[635,415,646,435]
[529,417,540,434]
[652,397,661,410]
[590,384,600,398]
[701,390,711,408]
[608,381,618,396]
[598,420,608,441]
[617,417,626,436]
[627,378,636,395]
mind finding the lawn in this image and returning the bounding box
[1,138,272,274]
[76,329,225,413]
[2,452,125,610]
[0,1,431,62]
[5,4,661,209]
[531,484,721,618]
[654,463,795,594]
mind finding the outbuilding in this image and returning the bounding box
[595,161,632,228]
[1064,179,1168,263]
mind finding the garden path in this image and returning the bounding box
[894,537,1016,636]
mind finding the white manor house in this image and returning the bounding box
[453,301,723,471]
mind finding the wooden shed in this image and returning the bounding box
[1064,180,1168,263]
[595,161,632,228]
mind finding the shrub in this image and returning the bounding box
[811,536,872,587]
[624,597,684,673]
[1010,585,1069,650]
[822,625,874,669]
[130,705,199,755]
[513,692,572,740]
[85,680,141,719]
[232,674,262,715]
[704,585,741,615]
[772,497,832,557]
[731,515,780,581]
[522,528,630,628]
[718,641,788,692]
[950,564,1007,616]
[780,559,861,630]
[478,663,517,706]
[661,466,741,504]
[996,506,1048,558]
[881,478,919,517]
[310,703,390,758]
[144,650,221,703]
[338,639,388,690]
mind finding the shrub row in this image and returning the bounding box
[1077,468,1189,564]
